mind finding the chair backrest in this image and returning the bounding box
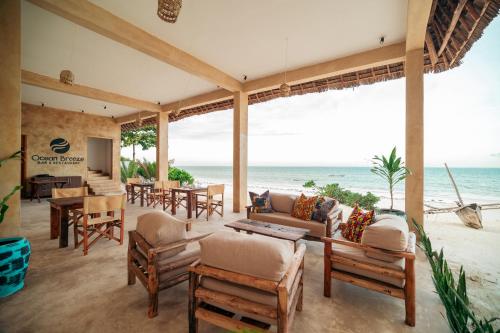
[154,181,163,190]
[52,187,88,198]
[208,184,224,196]
[127,177,141,185]
[164,180,180,189]
[83,194,126,215]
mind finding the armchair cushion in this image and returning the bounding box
[311,196,337,222]
[361,214,409,252]
[136,211,187,258]
[158,242,201,282]
[199,230,294,281]
[269,192,297,214]
[291,194,318,221]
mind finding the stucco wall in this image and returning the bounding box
[21,103,120,183]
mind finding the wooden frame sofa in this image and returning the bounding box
[189,230,306,333]
[323,215,416,326]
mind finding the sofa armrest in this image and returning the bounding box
[245,205,253,219]
[322,236,416,259]
[149,233,211,257]
[279,243,306,294]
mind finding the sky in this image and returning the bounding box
[122,19,500,168]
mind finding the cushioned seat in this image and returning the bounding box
[158,242,200,282]
[249,212,325,238]
[332,232,405,287]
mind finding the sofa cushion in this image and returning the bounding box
[199,230,293,281]
[332,233,405,287]
[158,242,201,282]
[291,194,318,221]
[361,214,409,252]
[249,190,273,213]
[136,211,187,258]
[311,196,336,222]
[341,204,374,243]
[249,212,325,238]
[269,193,297,214]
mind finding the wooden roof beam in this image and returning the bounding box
[243,42,406,94]
[21,70,162,112]
[437,0,467,56]
[114,111,157,125]
[425,32,438,66]
[161,89,233,112]
[406,0,433,51]
[28,0,242,92]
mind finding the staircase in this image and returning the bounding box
[86,169,123,196]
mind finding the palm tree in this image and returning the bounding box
[371,147,410,211]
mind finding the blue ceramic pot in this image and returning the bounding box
[0,237,31,298]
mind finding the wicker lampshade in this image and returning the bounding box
[157,0,182,23]
[59,70,74,85]
[279,83,291,97]
[135,113,143,127]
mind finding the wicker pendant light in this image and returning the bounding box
[135,112,143,127]
[173,101,182,117]
[280,38,291,98]
[59,70,74,85]
[157,0,182,23]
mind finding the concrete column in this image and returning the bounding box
[0,0,21,237]
[156,113,169,181]
[405,48,424,229]
[233,92,248,212]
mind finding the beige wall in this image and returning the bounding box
[0,0,21,237]
[21,103,121,183]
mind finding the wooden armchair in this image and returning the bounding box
[73,194,126,255]
[126,177,141,203]
[323,220,416,326]
[189,231,306,333]
[147,181,165,208]
[195,184,224,221]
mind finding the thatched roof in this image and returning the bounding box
[122,0,499,131]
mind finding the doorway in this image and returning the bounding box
[87,137,113,176]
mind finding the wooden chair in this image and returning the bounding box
[189,232,306,333]
[147,181,165,208]
[126,177,141,203]
[162,180,180,211]
[194,184,224,221]
[73,194,126,255]
[127,212,204,318]
[52,187,88,232]
[323,223,416,326]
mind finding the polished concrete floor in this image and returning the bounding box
[0,199,450,333]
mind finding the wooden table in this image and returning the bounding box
[224,219,310,250]
[130,182,154,207]
[29,179,67,203]
[48,196,83,248]
[171,187,207,219]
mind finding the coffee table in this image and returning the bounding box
[224,219,309,250]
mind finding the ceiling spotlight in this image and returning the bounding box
[104,105,107,109]
[41,103,45,107]
[243,75,248,81]
[81,110,84,113]
[379,36,385,45]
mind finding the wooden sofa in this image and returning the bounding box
[127,211,208,318]
[323,214,416,326]
[246,192,342,240]
[189,230,306,333]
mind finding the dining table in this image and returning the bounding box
[170,187,208,219]
[130,182,154,207]
[47,196,83,248]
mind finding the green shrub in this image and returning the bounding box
[168,167,194,186]
[414,221,499,333]
[316,183,379,210]
[137,159,157,179]
[120,158,139,183]
[303,180,316,188]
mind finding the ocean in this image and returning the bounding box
[178,166,500,206]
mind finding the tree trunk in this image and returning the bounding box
[132,144,136,162]
[390,185,394,211]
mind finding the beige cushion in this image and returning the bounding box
[136,211,187,258]
[332,233,405,287]
[199,230,293,281]
[269,193,297,214]
[158,242,201,282]
[361,214,409,252]
[249,212,325,238]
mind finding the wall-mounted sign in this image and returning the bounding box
[31,137,84,165]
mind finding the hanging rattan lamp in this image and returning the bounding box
[59,70,74,85]
[157,0,182,23]
[280,38,291,98]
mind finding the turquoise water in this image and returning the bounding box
[179,166,500,205]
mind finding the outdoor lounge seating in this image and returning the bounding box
[189,230,305,333]
[73,194,126,255]
[195,184,224,221]
[322,214,416,326]
[128,211,204,318]
[247,192,342,240]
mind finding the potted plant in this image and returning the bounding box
[0,151,31,298]
[371,147,410,217]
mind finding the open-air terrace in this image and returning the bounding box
[1,0,499,332]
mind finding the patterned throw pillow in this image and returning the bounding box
[341,204,375,243]
[311,196,336,222]
[291,194,318,221]
[249,190,273,213]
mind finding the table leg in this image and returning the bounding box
[171,191,177,215]
[50,205,60,239]
[131,184,136,204]
[30,183,34,202]
[187,193,192,219]
[140,187,145,207]
[59,209,69,248]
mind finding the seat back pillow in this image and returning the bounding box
[361,214,409,252]
[341,204,374,243]
[249,190,273,213]
[270,192,297,214]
